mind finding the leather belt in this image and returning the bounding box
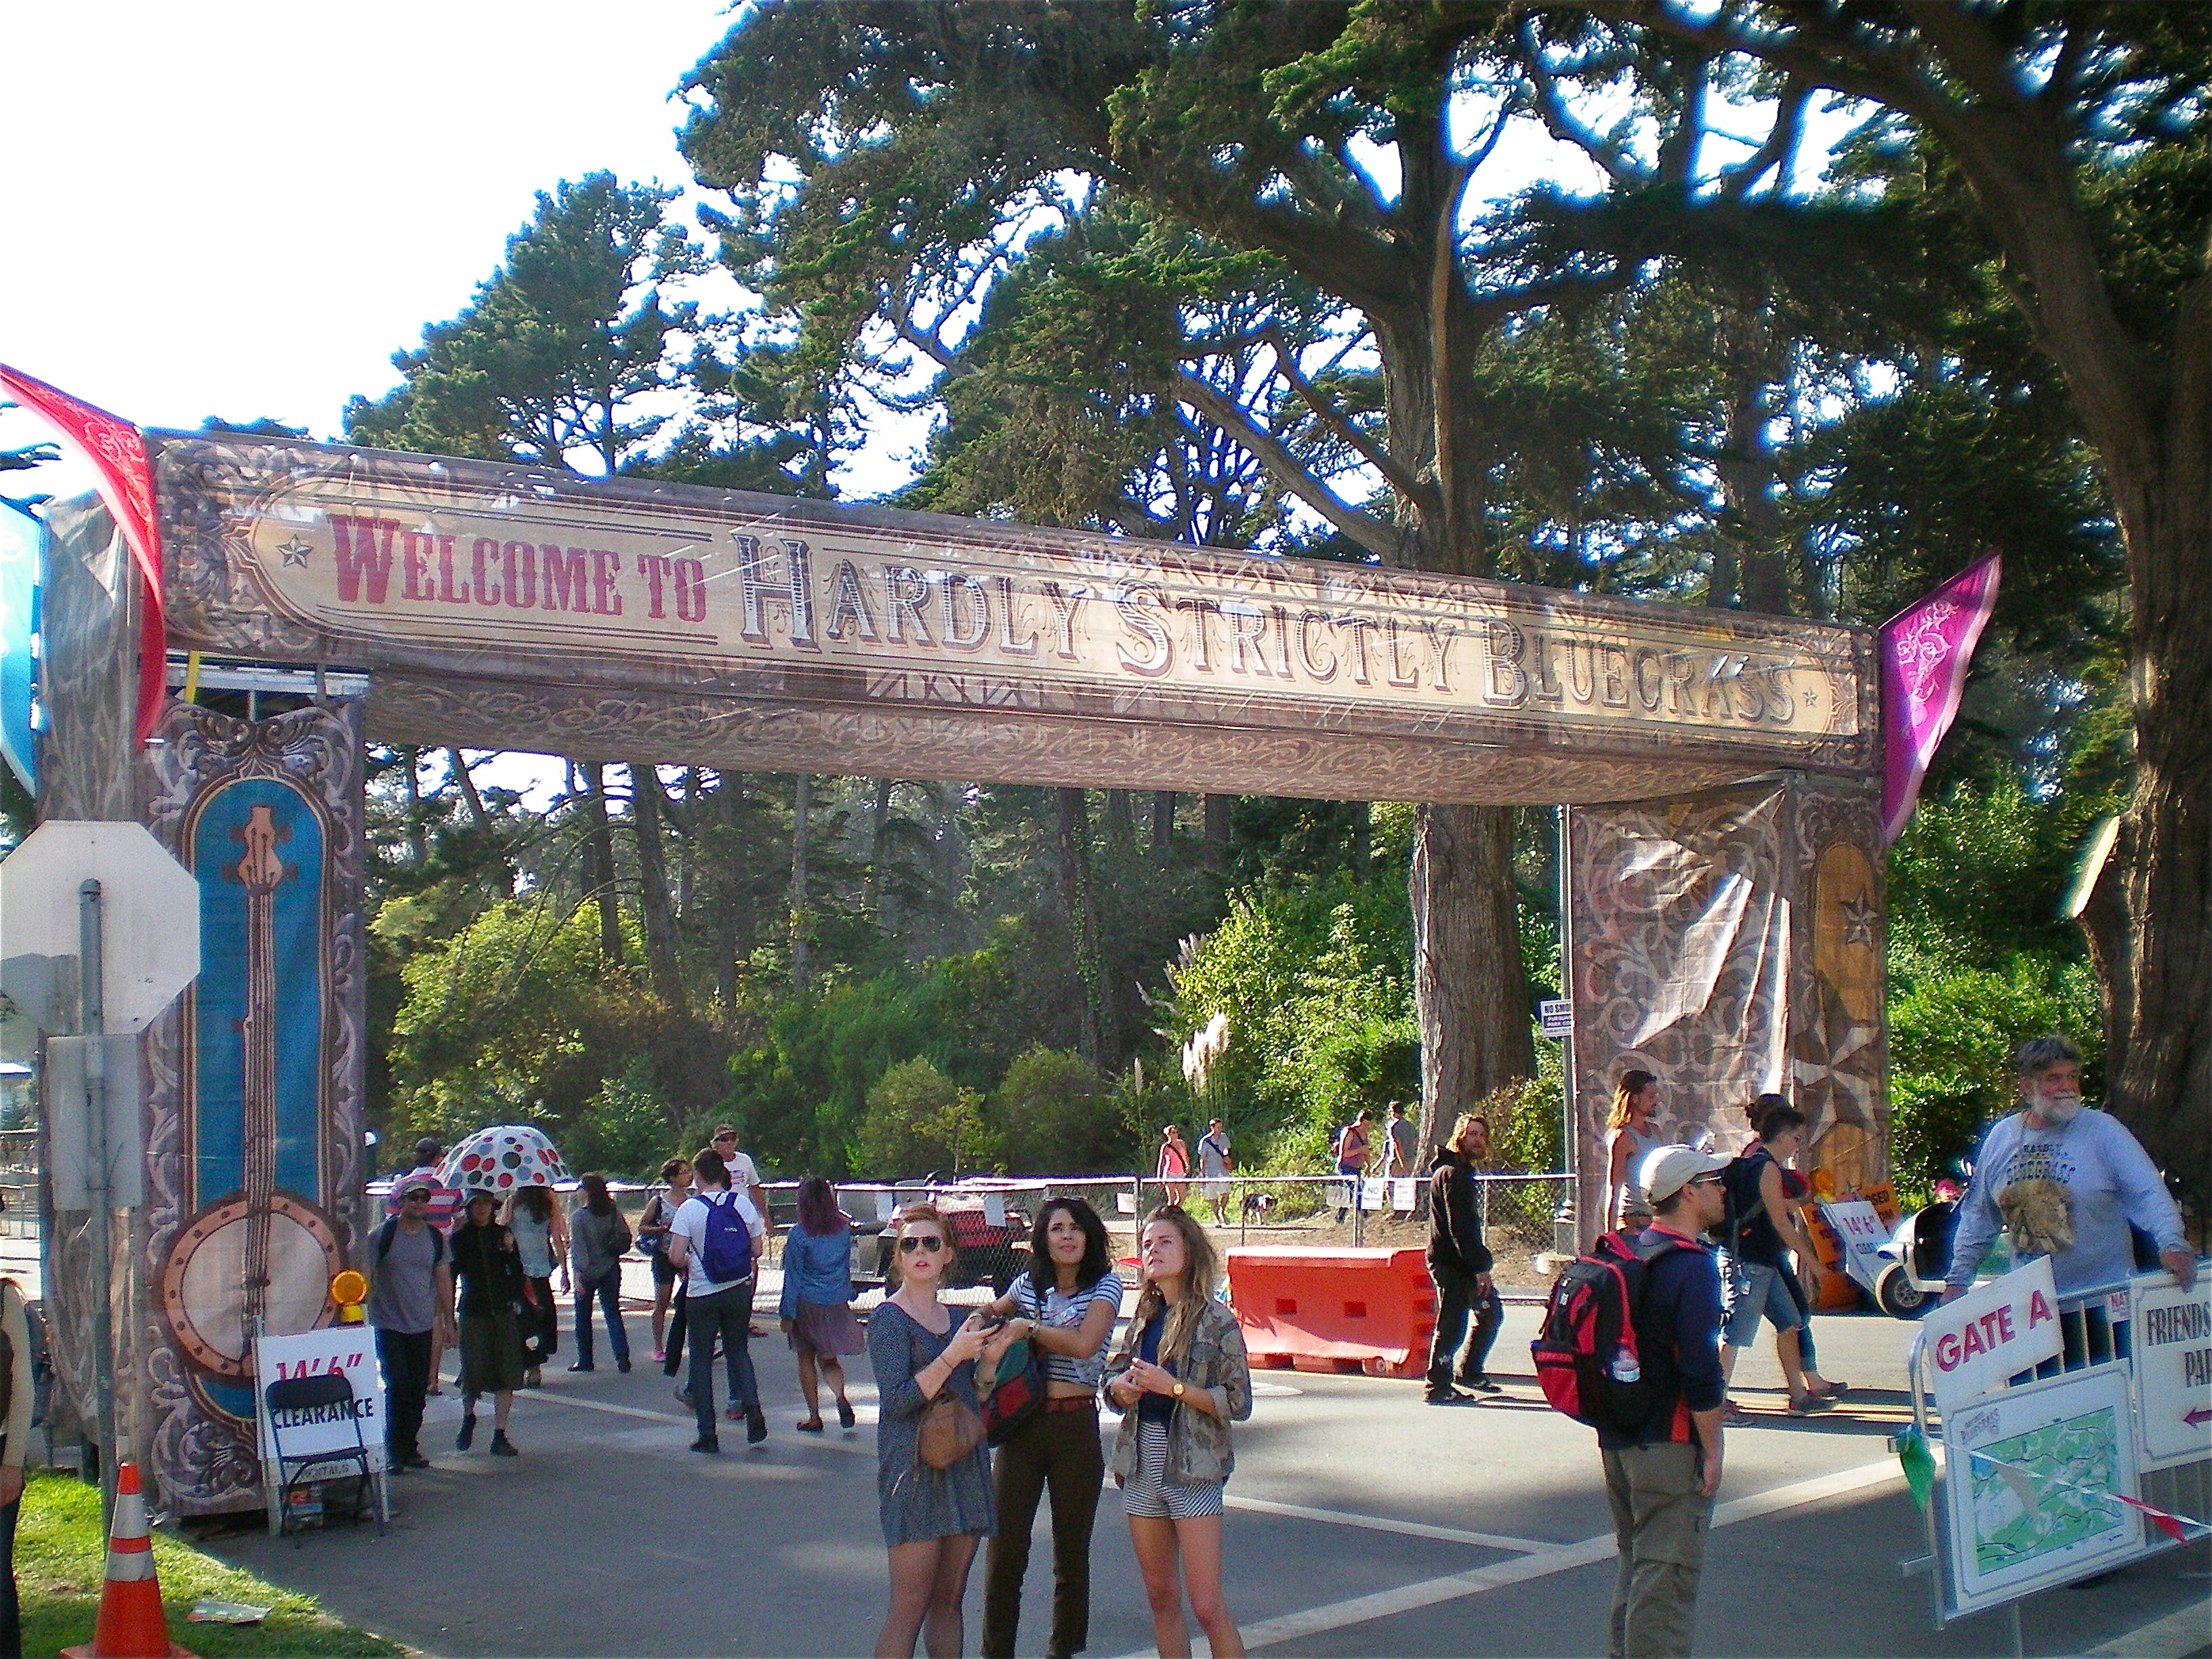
[1041,1395,1099,1414]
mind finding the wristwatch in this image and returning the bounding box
[1172,1380,1186,1399]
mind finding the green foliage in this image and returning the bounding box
[858,1057,995,1178]
[345,173,706,470]
[18,1471,401,1656]
[1478,1050,1570,1178]
[991,1046,1126,1174]
[1886,959,2103,1204]
[384,897,722,1170]
[1162,876,1416,1170]
[566,1057,683,1179]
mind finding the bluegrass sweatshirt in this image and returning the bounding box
[1944,1107,2186,1296]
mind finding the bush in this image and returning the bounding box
[991,1046,1126,1173]
[1885,955,2101,1204]
[857,1057,996,1178]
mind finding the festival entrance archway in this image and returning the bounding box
[35,430,1886,1513]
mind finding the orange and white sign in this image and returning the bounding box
[1923,1258,2062,1414]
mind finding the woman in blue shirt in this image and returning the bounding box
[779,1176,864,1431]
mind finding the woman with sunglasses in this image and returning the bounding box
[871,1202,998,1659]
[1105,1206,1251,1659]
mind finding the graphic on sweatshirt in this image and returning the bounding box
[1994,1134,2078,1258]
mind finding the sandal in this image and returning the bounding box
[836,1397,857,1429]
[1803,1380,1849,1399]
[796,1417,825,1433]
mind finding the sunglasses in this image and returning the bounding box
[713,1134,737,1144]
[1687,1174,1725,1189]
[897,1235,946,1254]
[401,1191,432,1202]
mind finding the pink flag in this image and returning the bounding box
[1879,553,2001,844]
[0,364,167,745]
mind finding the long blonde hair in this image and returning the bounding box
[1608,1070,1658,1133]
[1118,1206,1217,1372]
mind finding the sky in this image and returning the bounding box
[0,1,750,487]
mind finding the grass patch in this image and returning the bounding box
[16,1471,405,1657]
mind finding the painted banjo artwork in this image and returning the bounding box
[138,702,365,1511]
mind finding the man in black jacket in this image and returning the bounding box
[1426,1114,1500,1402]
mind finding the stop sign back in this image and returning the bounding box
[0,820,201,1031]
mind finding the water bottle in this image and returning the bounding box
[1608,1343,1641,1385]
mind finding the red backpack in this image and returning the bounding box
[1532,1230,1697,1435]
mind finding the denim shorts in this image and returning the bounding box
[1723,1259,1804,1348]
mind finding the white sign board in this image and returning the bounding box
[1922,1258,2063,1416]
[1391,1178,1418,1212]
[1818,1197,1889,1296]
[1942,1364,2142,1618]
[1538,998,1573,1039]
[0,821,201,1032]
[255,1325,388,1479]
[2128,1270,2212,1472]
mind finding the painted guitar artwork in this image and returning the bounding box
[160,799,344,1395]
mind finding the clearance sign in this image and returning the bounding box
[1922,1258,2063,1415]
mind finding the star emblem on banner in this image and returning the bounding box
[1790,983,1881,1144]
[276,537,312,568]
[1837,894,1880,949]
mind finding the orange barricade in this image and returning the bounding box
[1224,1246,1435,1380]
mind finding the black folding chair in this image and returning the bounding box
[264,1371,379,1536]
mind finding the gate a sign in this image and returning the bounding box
[1923,1257,2062,1416]
[2128,1270,2212,1471]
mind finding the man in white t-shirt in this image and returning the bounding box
[709,1125,769,1229]
[668,1147,766,1452]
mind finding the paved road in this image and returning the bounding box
[209,1288,2209,1657]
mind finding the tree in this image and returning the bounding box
[1563,1,2209,1193]
[859,1058,996,1178]
[344,172,708,472]
[679,2,1555,1141]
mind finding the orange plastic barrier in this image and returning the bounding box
[1224,1246,1436,1380]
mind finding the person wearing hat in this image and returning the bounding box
[386,1136,463,1395]
[449,1187,527,1456]
[1601,1144,1729,1659]
[367,1181,453,1471]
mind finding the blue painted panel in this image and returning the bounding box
[0,497,40,794]
[189,778,325,1200]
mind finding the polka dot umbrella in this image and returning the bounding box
[436,1124,571,1195]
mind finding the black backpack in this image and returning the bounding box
[1532,1231,1697,1435]
[1721,1148,1772,1254]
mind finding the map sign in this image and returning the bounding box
[2127,1269,2212,1471]
[1942,1365,2142,1618]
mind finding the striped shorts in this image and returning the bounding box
[1122,1420,1225,1520]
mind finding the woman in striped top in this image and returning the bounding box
[979,1198,1124,1659]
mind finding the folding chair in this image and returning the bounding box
[264,1371,379,1536]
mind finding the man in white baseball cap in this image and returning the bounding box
[1598,1142,1731,1658]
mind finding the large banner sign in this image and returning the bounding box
[152,434,1876,803]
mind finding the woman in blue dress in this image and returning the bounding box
[871,1201,997,1658]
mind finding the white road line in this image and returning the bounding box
[1114,1455,1907,1656]
[512,1387,880,1454]
[1222,1496,1552,1554]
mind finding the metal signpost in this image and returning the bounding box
[0,821,200,1523]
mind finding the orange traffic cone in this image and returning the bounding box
[60,1461,193,1658]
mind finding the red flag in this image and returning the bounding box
[0,365,166,743]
